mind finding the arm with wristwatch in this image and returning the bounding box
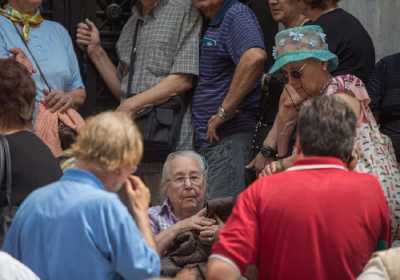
[247,85,301,174]
[207,48,267,143]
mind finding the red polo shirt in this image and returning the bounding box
[212,157,391,280]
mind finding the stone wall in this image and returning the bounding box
[340,0,400,61]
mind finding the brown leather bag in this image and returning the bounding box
[206,196,236,222]
[0,135,13,246]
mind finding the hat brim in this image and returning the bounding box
[268,50,338,75]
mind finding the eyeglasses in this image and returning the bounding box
[283,63,308,82]
[168,173,204,186]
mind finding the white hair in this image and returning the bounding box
[160,151,207,195]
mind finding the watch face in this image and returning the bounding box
[261,146,275,158]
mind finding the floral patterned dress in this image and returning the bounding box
[324,74,400,241]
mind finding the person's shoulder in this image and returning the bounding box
[345,170,383,191]
[148,204,163,216]
[11,130,50,149]
[0,16,12,26]
[226,1,254,19]
[166,0,190,10]
[325,9,368,32]
[0,251,39,280]
[379,52,400,66]
[41,20,71,39]
[16,180,60,211]
[165,0,200,17]
[85,191,130,218]
[7,130,60,164]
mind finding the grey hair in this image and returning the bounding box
[160,151,207,197]
[297,95,357,162]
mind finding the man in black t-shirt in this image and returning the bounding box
[368,53,400,161]
[302,0,375,84]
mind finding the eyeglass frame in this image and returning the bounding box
[283,62,308,82]
[166,172,205,187]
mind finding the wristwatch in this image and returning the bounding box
[260,145,277,159]
[216,106,228,120]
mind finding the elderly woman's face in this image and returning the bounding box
[166,156,206,215]
[282,59,327,98]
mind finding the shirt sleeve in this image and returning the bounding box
[170,5,202,76]
[0,30,10,58]
[100,200,160,279]
[148,208,161,235]
[223,5,265,65]
[366,59,385,114]
[58,24,85,92]
[211,180,261,275]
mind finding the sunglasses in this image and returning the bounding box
[283,63,308,82]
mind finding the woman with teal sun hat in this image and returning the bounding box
[261,25,400,242]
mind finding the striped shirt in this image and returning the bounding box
[148,200,178,235]
[192,0,265,149]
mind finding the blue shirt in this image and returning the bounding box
[0,17,84,105]
[3,169,160,280]
[192,0,265,149]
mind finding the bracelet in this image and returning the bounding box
[260,145,277,159]
[216,106,228,120]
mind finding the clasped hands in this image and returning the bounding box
[176,208,222,244]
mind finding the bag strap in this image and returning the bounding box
[13,23,52,91]
[0,135,12,209]
[125,18,144,100]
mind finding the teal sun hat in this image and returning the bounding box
[269,25,338,75]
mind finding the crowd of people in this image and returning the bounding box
[0,0,399,279]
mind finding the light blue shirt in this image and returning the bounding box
[3,168,160,280]
[0,16,84,105]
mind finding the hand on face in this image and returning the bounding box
[282,60,329,98]
[121,175,151,213]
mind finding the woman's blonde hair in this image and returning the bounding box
[71,112,143,172]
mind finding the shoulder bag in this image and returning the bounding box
[13,23,78,151]
[126,19,187,162]
[0,135,13,245]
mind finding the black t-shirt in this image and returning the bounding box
[4,131,62,205]
[367,53,400,120]
[306,8,375,84]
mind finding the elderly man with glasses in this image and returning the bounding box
[148,151,219,256]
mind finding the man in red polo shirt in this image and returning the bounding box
[208,96,391,280]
